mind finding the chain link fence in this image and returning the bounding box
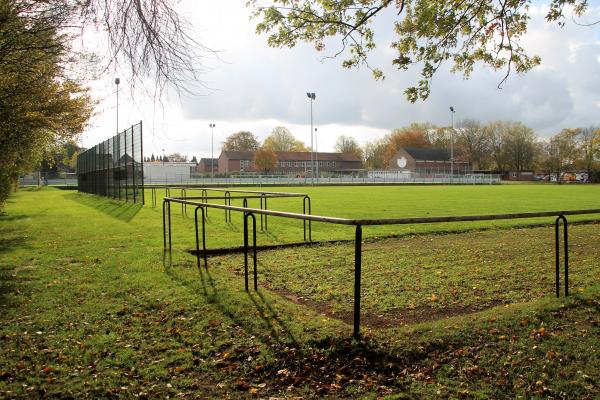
[76,122,144,204]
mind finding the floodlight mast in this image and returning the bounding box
[306,92,316,185]
[115,77,120,134]
[449,106,456,182]
[315,127,319,179]
[209,123,216,179]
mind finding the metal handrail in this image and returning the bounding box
[162,197,600,338]
[165,197,600,226]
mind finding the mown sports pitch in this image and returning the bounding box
[1,185,598,398]
[153,183,600,249]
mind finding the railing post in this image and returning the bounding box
[564,217,569,296]
[264,195,268,231]
[353,224,362,338]
[554,215,569,297]
[167,200,172,250]
[224,191,231,222]
[194,206,208,269]
[243,212,249,291]
[260,195,264,231]
[303,196,312,241]
[251,214,258,290]
[162,200,167,249]
[202,189,208,217]
[181,188,185,216]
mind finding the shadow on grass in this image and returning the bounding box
[65,193,142,222]
[0,267,18,312]
[163,250,298,347]
[0,214,28,222]
[0,221,31,309]
[0,215,32,255]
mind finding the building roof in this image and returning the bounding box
[403,147,451,161]
[220,150,361,162]
[199,158,218,163]
[219,151,254,160]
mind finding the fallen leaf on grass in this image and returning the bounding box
[235,379,250,390]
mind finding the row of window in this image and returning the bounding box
[240,160,337,168]
[279,160,336,167]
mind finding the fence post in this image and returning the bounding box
[194,206,207,269]
[555,215,569,297]
[353,224,362,338]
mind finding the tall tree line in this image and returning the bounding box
[362,121,600,180]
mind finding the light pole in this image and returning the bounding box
[449,106,456,180]
[306,92,316,185]
[115,77,120,134]
[314,127,319,180]
[209,123,216,179]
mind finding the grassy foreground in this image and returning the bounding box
[0,187,598,399]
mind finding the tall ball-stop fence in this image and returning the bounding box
[76,121,144,204]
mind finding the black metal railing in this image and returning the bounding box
[162,197,600,338]
[152,187,312,239]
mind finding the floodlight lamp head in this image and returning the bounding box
[449,106,455,113]
[115,77,120,85]
[307,92,315,100]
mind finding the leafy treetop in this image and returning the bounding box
[248,0,591,102]
[222,131,260,151]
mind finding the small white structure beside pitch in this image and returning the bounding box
[143,162,195,183]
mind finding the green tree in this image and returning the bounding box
[166,153,187,162]
[578,126,600,177]
[334,135,363,159]
[363,138,387,170]
[248,0,589,102]
[0,1,93,208]
[222,131,260,151]
[383,124,432,167]
[503,122,538,177]
[263,126,307,151]
[427,126,450,149]
[485,121,510,173]
[254,147,278,173]
[543,129,581,182]
[456,120,492,170]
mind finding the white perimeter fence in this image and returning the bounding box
[21,172,501,187]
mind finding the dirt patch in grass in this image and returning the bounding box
[273,286,505,328]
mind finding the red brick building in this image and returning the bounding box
[218,151,362,174]
[196,158,218,173]
[389,147,471,174]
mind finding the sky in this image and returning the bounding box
[80,1,600,160]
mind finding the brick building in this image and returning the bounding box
[218,151,362,174]
[196,158,218,173]
[389,147,471,174]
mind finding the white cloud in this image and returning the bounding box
[82,1,600,159]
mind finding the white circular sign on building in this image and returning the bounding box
[397,156,407,168]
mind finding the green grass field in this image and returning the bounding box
[1,185,598,398]
[150,184,600,250]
